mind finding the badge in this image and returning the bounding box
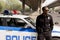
[48,17,50,19]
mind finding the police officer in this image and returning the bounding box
[36,7,54,40]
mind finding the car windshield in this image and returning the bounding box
[25,17,35,26]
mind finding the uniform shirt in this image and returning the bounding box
[36,13,54,33]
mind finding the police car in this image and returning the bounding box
[52,25,60,40]
[0,14,60,40]
[0,14,37,40]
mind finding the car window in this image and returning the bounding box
[0,18,28,28]
[15,18,27,27]
[25,17,35,26]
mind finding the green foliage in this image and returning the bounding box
[0,3,2,12]
[0,0,30,12]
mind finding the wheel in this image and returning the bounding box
[52,37,60,40]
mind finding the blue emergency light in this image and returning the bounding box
[3,10,10,15]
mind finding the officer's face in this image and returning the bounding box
[43,7,49,14]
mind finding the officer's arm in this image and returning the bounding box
[36,16,40,28]
[50,16,54,31]
[36,16,43,32]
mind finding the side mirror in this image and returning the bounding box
[55,22,59,25]
[25,25,31,28]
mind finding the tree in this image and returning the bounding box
[0,3,2,12]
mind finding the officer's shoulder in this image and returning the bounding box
[47,14,52,17]
[37,14,42,17]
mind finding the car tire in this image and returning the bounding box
[52,37,60,40]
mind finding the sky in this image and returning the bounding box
[42,0,57,7]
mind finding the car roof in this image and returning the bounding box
[0,14,29,19]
